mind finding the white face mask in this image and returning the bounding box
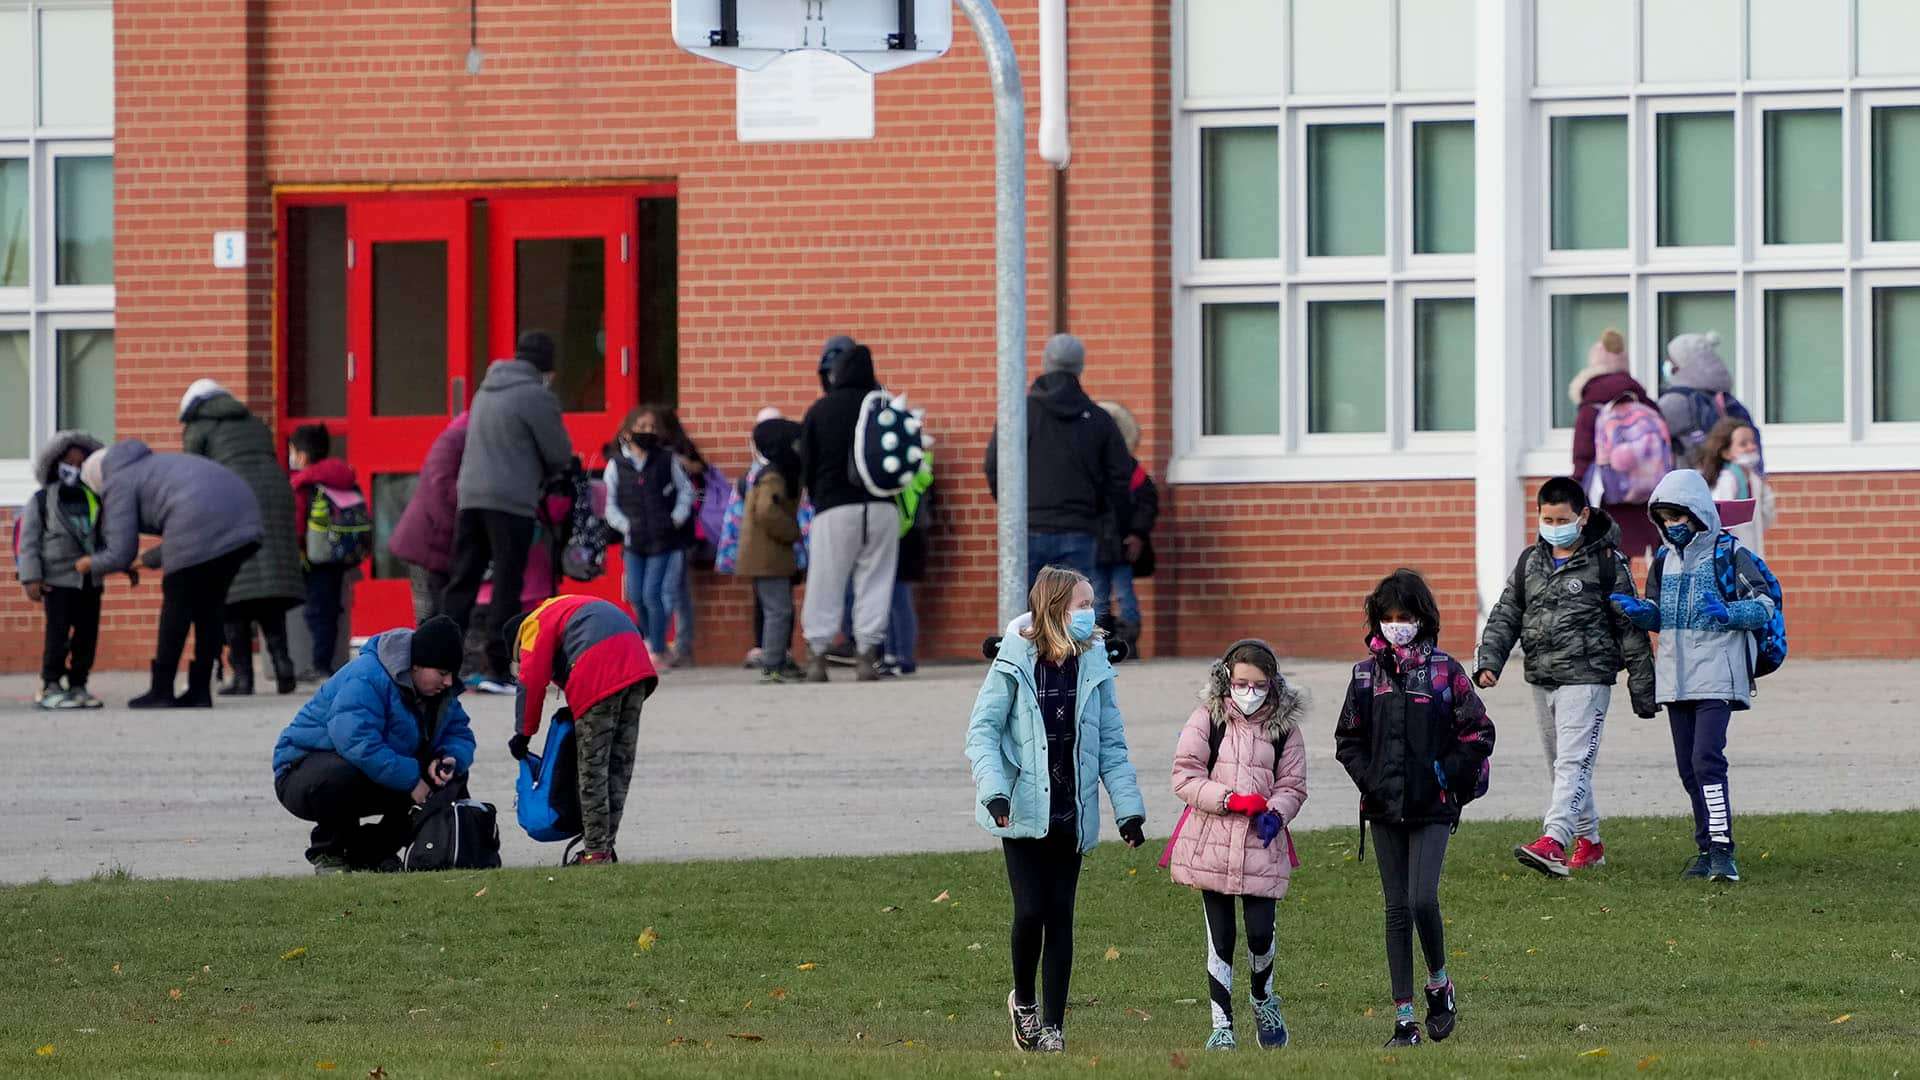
[57,462,82,487]
[1381,621,1421,647]
[1733,452,1760,468]
[1230,686,1268,715]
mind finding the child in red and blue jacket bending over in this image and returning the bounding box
[503,595,659,865]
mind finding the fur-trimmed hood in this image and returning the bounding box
[34,430,104,486]
[1201,669,1308,743]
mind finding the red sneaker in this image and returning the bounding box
[1568,837,1606,869]
[1514,836,1569,878]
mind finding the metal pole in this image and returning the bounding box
[954,0,1028,627]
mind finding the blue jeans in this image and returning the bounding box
[303,565,347,673]
[672,558,696,659]
[885,581,917,670]
[624,548,685,656]
[1092,562,1139,624]
[1026,531,1098,587]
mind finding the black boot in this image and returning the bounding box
[220,650,255,696]
[128,662,180,709]
[264,624,298,695]
[177,658,216,708]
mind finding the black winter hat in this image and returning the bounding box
[517,329,558,373]
[411,616,465,674]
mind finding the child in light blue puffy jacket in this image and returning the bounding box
[964,566,1146,1056]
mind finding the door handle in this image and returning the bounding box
[621,347,630,377]
[450,376,466,416]
[347,351,356,382]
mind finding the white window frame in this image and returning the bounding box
[45,309,114,440]
[1749,270,1851,440]
[1642,273,1743,397]
[1401,282,1479,448]
[1858,269,1920,441]
[1295,282,1391,447]
[1538,101,1635,269]
[1858,89,1920,260]
[0,141,30,308]
[1644,95,1742,264]
[1187,110,1285,285]
[1293,106,1392,276]
[40,139,113,309]
[1401,106,1477,274]
[1751,92,1850,263]
[1183,285,1284,454]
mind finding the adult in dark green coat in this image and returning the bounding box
[180,379,304,695]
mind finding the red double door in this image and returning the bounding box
[280,190,661,634]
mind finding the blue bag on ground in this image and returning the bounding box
[516,708,582,842]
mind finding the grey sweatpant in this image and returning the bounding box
[1532,684,1609,845]
[802,502,899,651]
[1372,821,1450,1003]
[754,576,795,669]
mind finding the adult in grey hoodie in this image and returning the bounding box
[78,438,265,709]
[442,330,575,686]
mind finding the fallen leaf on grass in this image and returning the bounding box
[1830,1014,1853,1025]
[1314,982,1329,989]
[1747,1040,1768,1049]
[1580,1047,1610,1057]
[1126,1008,1152,1021]
[1172,998,1198,1006]
[966,943,982,951]
[726,1033,764,1042]
[769,989,788,1001]
[881,906,899,913]
[1637,1055,1662,1069]
[112,963,121,975]
[1363,1008,1374,1018]
[317,1064,337,1072]
[796,963,817,971]
[1104,946,1121,961]
[1169,1051,1189,1069]
[281,947,308,961]
[667,1037,691,1046]
[473,888,488,898]
[930,890,950,904]
[168,989,182,1001]
[35,1045,53,1057]
[636,927,660,951]
[1526,948,1538,954]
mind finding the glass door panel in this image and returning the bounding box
[371,241,451,416]
[370,472,420,583]
[514,236,607,413]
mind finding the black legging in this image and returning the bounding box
[1372,821,1451,1002]
[1202,890,1277,1028]
[1003,822,1082,1029]
[157,544,256,676]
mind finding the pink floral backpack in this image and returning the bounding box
[1586,394,1673,505]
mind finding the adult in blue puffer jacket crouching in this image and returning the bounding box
[272,618,476,874]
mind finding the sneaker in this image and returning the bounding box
[36,685,68,710]
[742,647,764,669]
[824,642,858,666]
[575,850,618,866]
[1206,1026,1236,1051]
[1569,837,1606,869]
[1252,994,1289,1049]
[668,652,694,670]
[779,660,806,680]
[310,854,351,875]
[1708,846,1740,883]
[1007,991,1042,1052]
[474,677,517,696]
[1423,980,1456,1042]
[1514,835,1570,878]
[759,667,791,685]
[1385,1020,1422,1047]
[1034,1027,1065,1054]
[1681,851,1712,879]
[60,687,103,710]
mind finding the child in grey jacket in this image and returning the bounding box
[17,431,110,709]
[1610,469,1776,885]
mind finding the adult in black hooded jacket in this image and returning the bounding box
[983,333,1133,584]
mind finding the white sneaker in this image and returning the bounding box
[36,686,68,710]
[1035,1027,1066,1053]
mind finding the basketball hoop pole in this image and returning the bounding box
[954,0,1029,627]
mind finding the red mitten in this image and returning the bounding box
[1225,793,1268,816]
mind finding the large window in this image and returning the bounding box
[0,2,115,499]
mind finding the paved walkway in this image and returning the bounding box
[1,656,1912,883]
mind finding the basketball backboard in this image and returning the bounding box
[672,0,952,74]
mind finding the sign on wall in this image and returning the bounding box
[737,49,876,143]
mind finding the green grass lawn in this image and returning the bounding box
[3,812,1917,1079]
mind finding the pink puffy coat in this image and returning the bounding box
[1168,688,1309,899]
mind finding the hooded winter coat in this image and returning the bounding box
[271,630,477,791]
[1628,470,1776,710]
[1168,683,1309,899]
[181,393,304,609]
[1657,348,1763,468]
[965,615,1147,855]
[289,457,362,550]
[983,372,1133,538]
[797,345,890,513]
[17,431,105,590]
[457,360,574,519]
[388,413,469,575]
[1569,370,1663,557]
[1475,508,1656,715]
[1333,639,1496,828]
[89,440,264,577]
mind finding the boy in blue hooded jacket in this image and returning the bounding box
[1610,469,1776,885]
[272,617,476,873]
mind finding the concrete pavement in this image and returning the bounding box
[2,655,1913,883]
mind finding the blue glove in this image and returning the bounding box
[1254,811,1283,848]
[1433,759,1449,791]
[1698,593,1731,627]
[1610,592,1654,619]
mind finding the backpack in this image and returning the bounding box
[555,464,609,583]
[305,484,372,566]
[689,464,731,567]
[405,785,503,871]
[1355,650,1492,808]
[851,389,931,498]
[714,472,749,575]
[515,708,583,844]
[1586,395,1673,505]
[11,489,46,566]
[1648,532,1788,678]
[1671,386,1758,459]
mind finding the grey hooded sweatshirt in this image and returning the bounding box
[456,359,574,519]
[16,431,105,590]
[1640,470,1776,710]
[89,439,264,576]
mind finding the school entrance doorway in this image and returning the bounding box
[275,186,678,635]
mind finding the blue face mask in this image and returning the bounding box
[1539,520,1582,548]
[1067,609,1098,642]
[1664,522,1695,547]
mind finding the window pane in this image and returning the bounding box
[1657,291,1737,393]
[370,241,448,417]
[1657,112,1734,247]
[515,237,606,413]
[371,473,419,581]
[1748,0,1847,81]
[1550,116,1628,250]
[55,157,113,286]
[0,11,28,129]
[1398,0,1475,91]
[38,8,114,128]
[285,206,347,418]
[1414,298,1475,432]
[1202,302,1279,436]
[1860,0,1920,78]
[57,329,113,443]
[1764,289,1843,424]
[1551,293,1628,428]
[1764,109,1842,245]
[1873,287,1920,422]
[1535,0,1631,87]
[1872,107,1920,243]
[1307,299,1385,434]
[1307,124,1384,257]
[1185,0,1286,98]
[1291,0,1389,95]
[1202,127,1279,260]
[635,197,679,407]
[1643,0,1739,83]
[1413,121,1474,255]
[0,331,28,459]
[0,159,25,287]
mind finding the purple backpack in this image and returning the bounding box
[1586,395,1673,506]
